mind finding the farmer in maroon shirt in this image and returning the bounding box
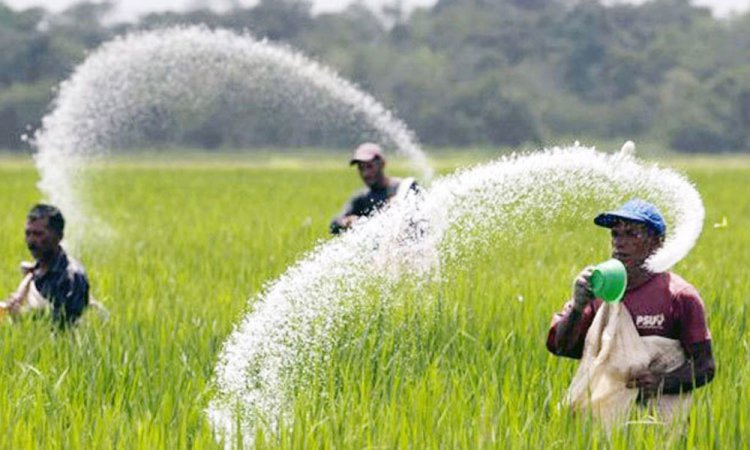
[547,199,715,401]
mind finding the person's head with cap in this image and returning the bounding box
[594,199,666,271]
[349,142,387,189]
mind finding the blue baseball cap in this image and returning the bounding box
[594,199,667,236]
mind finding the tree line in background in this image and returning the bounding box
[1,0,749,152]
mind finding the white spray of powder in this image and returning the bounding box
[207,144,704,445]
[31,26,433,245]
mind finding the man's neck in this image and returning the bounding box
[626,267,655,291]
[371,176,390,191]
[36,247,62,275]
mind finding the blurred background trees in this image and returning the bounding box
[0,0,747,152]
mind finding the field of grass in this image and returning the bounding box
[0,153,747,448]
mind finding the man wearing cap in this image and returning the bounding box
[1,204,90,328]
[329,142,418,234]
[546,199,715,402]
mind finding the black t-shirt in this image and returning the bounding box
[330,178,417,234]
[32,250,90,327]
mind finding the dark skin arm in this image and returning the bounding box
[553,308,584,356]
[330,192,363,235]
[330,215,358,234]
[628,340,715,400]
[553,267,595,356]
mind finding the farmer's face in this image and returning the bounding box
[25,217,60,262]
[610,220,662,270]
[357,158,385,188]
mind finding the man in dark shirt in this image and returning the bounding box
[330,142,418,234]
[3,204,89,327]
[547,199,715,401]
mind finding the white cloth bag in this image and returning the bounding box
[565,302,691,430]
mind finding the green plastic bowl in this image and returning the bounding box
[590,259,627,303]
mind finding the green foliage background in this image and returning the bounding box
[0,154,747,448]
[1,0,749,152]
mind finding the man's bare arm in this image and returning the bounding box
[662,340,716,394]
[551,266,595,356]
[629,341,715,400]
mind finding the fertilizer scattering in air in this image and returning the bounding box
[207,144,704,445]
[25,21,704,448]
[31,26,432,245]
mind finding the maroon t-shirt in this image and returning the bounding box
[546,272,711,358]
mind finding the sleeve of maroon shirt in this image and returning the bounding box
[676,286,712,348]
[546,300,597,359]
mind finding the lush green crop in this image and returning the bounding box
[0,154,746,449]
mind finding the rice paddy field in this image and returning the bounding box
[0,152,747,448]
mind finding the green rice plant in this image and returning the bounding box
[0,155,747,449]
